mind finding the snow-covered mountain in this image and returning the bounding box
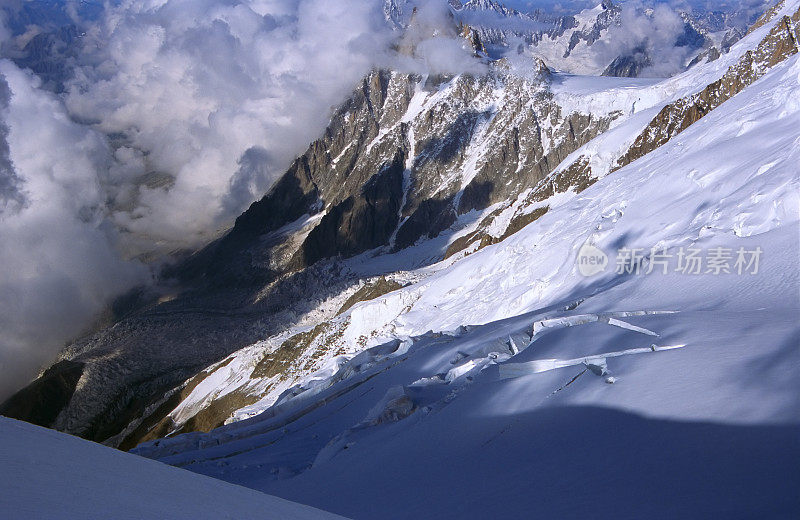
[130,7,800,513]
[2,0,799,517]
[128,6,799,517]
[3,0,797,446]
[450,0,725,77]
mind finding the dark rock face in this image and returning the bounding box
[602,50,652,78]
[676,22,707,49]
[0,361,84,428]
[395,195,458,250]
[231,157,320,245]
[295,150,406,267]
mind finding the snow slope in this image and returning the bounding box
[0,417,347,519]
[134,34,800,520]
[145,12,791,431]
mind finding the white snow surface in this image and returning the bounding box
[0,417,347,519]
[133,39,800,519]
[151,6,800,431]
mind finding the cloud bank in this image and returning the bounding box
[58,0,486,248]
[0,60,147,399]
[62,0,396,248]
[600,2,696,77]
[394,0,491,75]
[0,0,488,399]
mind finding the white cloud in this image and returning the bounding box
[56,0,489,251]
[595,2,698,77]
[0,60,147,399]
[392,0,490,76]
[0,0,490,398]
[63,0,399,249]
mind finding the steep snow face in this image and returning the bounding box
[134,31,800,519]
[0,417,346,520]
